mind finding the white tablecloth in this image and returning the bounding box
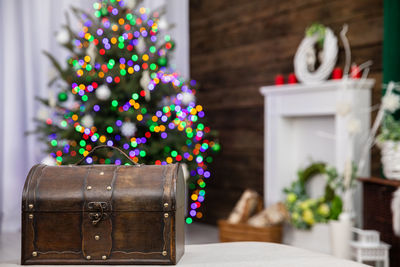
[0,233,368,266]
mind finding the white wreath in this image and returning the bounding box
[294,27,338,84]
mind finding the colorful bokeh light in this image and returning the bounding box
[39,0,220,223]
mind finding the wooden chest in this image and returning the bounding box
[359,177,400,267]
[21,159,185,265]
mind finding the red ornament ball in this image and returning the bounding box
[332,67,343,80]
[275,74,284,85]
[288,73,297,84]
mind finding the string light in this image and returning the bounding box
[41,0,220,224]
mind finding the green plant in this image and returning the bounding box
[377,114,400,142]
[283,162,345,230]
[305,23,326,48]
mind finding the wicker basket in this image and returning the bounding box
[218,220,282,243]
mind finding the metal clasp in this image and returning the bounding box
[88,202,108,225]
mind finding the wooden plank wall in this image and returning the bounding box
[189,0,383,224]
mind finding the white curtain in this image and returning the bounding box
[0,0,189,233]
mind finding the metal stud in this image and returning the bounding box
[28,204,34,209]
[162,251,167,256]
[29,214,34,219]
[164,203,169,208]
[32,251,37,257]
[95,235,100,241]
[86,255,91,260]
[86,185,92,190]
[164,213,169,218]
[102,255,107,260]
[100,171,104,175]
[106,186,112,191]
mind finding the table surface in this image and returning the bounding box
[0,232,368,267]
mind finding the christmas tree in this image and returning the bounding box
[35,0,220,223]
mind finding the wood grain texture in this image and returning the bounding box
[218,220,282,243]
[190,0,383,224]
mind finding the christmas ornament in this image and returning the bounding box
[136,37,146,54]
[58,92,68,102]
[95,84,111,100]
[37,108,50,122]
[161,96,173,107]
[48,90,56,108]
[81,115,94,128]
[47,68,58,81]
[332,67,343,79]
[158,18,168,30]
[121,122,137,137]
[65,101,80,111]
[181,92,195,105]
[275,74,284,85]
[168,41,175,50]
[56,28,70,45]
[125,0,136,9]
[158,57,167,66]
[288,73,297,84]
[41,155,57,166]
[140,70,151,89]
[140,70,151,101]
[86,42,97,64]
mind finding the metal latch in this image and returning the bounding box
[87,202,108,225]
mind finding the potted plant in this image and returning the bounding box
[283,161,357,258]
[377,90,400,180]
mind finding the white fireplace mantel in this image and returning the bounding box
[259,79,374,254]
[260,79,374,207]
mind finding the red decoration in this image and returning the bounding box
[351,65,361,79]
[332,67,343,79]
[288,73,297,84]
[275,74,285,85]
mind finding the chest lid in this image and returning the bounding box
[22,163,181,213]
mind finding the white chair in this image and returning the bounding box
[350,228,390,267]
